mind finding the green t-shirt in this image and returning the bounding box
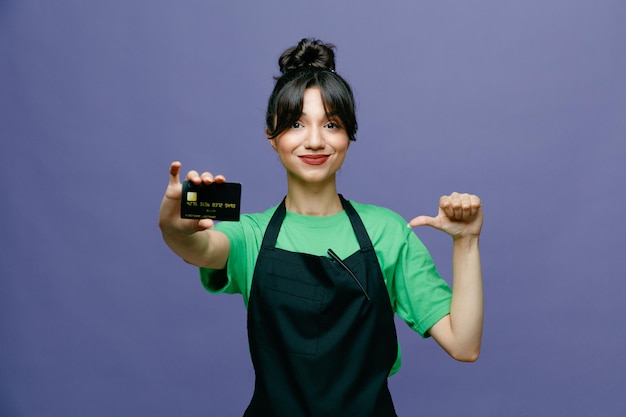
[200,200,452,375]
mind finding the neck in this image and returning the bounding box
[285,177,342,216]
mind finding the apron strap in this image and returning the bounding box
[339,194,374,251]
[260,197,287,249]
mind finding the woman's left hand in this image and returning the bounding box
[408,192,483,239]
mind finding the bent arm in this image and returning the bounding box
[429,236,483,362]
[409,192,484,361]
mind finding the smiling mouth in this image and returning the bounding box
[299,155,330,165]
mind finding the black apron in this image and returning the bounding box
[244,195,398,417]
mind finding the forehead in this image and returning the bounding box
[301,87,336,118]
[302,88,322,107]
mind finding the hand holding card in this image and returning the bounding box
[180,180,242,221]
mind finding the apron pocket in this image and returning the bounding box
[257,273,325,356]
[263,273,325,301]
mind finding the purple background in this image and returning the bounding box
[1,1,625,416]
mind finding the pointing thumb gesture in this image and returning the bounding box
[408,192,483,239]
[408,214,440,229]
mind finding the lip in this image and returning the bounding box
[299,154,330,165]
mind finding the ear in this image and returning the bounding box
[266,129,278,152]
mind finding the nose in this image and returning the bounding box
[304,126,324,150]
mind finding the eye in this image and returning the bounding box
[325,121,342,130]
[291,121,303,129]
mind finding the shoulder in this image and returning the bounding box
[214,205,278,238]
[348,200,409,235]
[346,199,418,257]
[240,204,279,227]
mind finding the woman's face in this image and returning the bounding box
[269,87,350,187]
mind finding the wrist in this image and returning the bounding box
[452,234,480,250]
[161,223,201,241]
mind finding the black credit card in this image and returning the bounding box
[180,181,241,221]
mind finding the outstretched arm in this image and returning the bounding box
[409,192,484,362]
[158,161,230,269]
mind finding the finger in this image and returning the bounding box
[408,215,438,228]
[449,193,464,219]
[469,195,482,218]
[200,171,215,185]
[440,195,455,219]
[460,193,473,221]
[214,174,227,183]
[168,161,182,186]
[196,218,216,230]
[186,170,202,184]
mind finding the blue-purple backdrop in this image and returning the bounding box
[1,1,625,416]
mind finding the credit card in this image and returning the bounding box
[180,181,241,221]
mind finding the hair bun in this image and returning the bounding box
[278,38,336,74]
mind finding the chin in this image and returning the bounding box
[289,171,336,185]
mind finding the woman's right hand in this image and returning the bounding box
[158,161,226,237]
[158,162,231,269]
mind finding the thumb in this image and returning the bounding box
[196,218,216,231]
[408,215,438,228]
[168,161,182,186]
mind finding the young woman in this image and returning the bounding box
[159,38,483,417]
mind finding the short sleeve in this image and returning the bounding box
[199,221,247,296]
[392,233,452,338]
[198,210,271,305]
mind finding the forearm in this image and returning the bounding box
[448,235,484,360]
[160,218,230,270]
[161,228,211,266]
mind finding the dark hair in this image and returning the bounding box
[265,38,358,141]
